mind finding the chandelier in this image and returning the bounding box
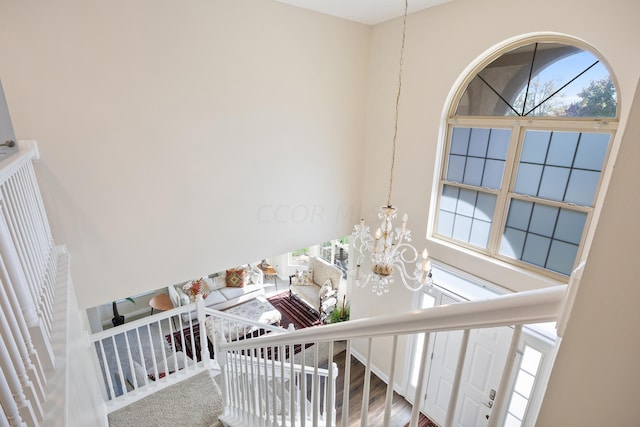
[351,0,433,296]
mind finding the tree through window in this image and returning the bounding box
[435,40,618,277]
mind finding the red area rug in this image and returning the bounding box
[166,291,321,361]
[267,291,321,330]
[403,413,439,427]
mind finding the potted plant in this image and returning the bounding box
[329,297,350,323]
[111,297,135,327]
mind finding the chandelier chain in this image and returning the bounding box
[387,0,409,208]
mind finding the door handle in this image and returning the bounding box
[482,401,493,408]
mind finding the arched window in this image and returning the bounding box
[434,39,618,278]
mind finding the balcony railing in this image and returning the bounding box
[0,141,58,426]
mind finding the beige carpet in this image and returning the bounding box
[108,370,223,427]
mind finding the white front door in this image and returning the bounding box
[423,294,463,425]
[454,326,513,427]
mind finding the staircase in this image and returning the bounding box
[0,141,580,427]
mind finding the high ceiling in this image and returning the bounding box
[273,0,452,25]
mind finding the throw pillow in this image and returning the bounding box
[182,279,210,302]
[292,269,314,286]
[319,279,333,299]
[226,268,245,288]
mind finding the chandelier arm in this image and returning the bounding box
[393,258,424,292]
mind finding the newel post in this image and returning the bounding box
[196,295,211,367]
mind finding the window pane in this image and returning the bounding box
[457,188,477,216]
[437,186,495,249]
[574,133,609,170]
[529,204,558,238]
[501,227,526,259]
[447,155,466,182]
[554,209,587,245]
[437,210,455,236]
[521,131,550,164]
[487,129,511,160]
[450,127,470,155]
[508,393,528,419]
[547,132,579,167]
[514,164,543,196]
[505,414,523,427]
[440,185,459,212]
[521,346,542,375]
[455,42,617,118]
[505,199,532,230]
[538,166,570,201]
[464,157,485,186]
[522,234,551,268]
[482,159,504,189]
[565,169,600,206]
[514,370,535,398]
[501,200,583,275]
[547,240,579,275]
[470,219,491,247]
[452,215,472,242]
[447,126,510,189]
[468,128,490,156]
[475,192,496,221]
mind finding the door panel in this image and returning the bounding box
[455,326,513,427]
[424,294,461,425]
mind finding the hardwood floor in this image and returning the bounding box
[332,350,415,427]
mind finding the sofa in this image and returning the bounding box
[289,256,342,317]
[168,264,265,320]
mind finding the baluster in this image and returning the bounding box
[0,272,45,403]
[156,320,169,377]
[360,337,373,427]
[111,335,127,398]
[147,323,158,382]
[410,332,431,427]
[263,348,270,426]
[0,364,26,427]
[0,293,42,420]
[0,256,46,378]
[312,344,319,427]
[289,343,296,426]
[0,333,37,426]
[0,205,39,327]
[300,345,306,427]
[325,341,334,427]
[383,335,399,427]
[279,344,286,427]
[341,340,352,427]
[255,348,263,419]
[271,347,276,426]
[97,340,116,399]
[14,169,52,327]
[445,329,471,427]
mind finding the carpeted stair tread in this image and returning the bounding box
[108,371,223,427]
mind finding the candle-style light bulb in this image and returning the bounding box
[401,213,408,235]
[421,248,429,271]
[375,228,382,240]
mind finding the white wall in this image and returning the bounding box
[350,0,640,423]
[0,0,369,309]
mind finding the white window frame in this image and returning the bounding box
[434,117,616,280]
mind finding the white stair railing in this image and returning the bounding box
[88,296,289,413]
[0,141,57,427]
[217,285,567,427]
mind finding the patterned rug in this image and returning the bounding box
[403,413,439,427]
[266,291,321,330]
[167,292,321,361]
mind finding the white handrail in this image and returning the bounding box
[220,285,566,352]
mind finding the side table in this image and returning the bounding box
[257,261,278,285]
[149,293,176,328]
